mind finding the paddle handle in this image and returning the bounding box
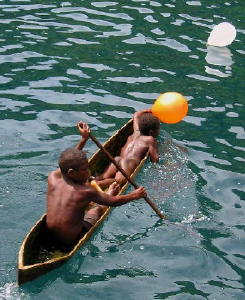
[89,133,166,220]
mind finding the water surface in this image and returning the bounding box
[0,0,244,299]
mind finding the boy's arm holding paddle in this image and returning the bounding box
[76,121,90,150]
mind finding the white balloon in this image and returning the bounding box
[207,22,236,47]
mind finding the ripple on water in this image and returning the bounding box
[0,0,244,297]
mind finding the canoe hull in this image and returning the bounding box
[18,119,147,285]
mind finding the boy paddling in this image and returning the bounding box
[46,122,146,247]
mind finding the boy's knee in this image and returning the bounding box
[85,205,105,224]
[115,173,127,186]
[94,205,106,215]
[115,156,121,161]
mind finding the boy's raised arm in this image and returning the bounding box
[76,121,90,150]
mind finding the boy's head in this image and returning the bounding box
[138,113,160,137]
[59,148,89,183]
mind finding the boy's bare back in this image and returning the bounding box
[120,131,158,163]
[46,169,92,245]
[46,168,146,246]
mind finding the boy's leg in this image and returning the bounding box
[115,159,138,185]
[83,205,106,229]
[95,156,121,188]
[95,178,116,189]
[82,179,121,233]
[95,156,121,180]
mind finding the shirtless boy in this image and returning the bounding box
[46,122,146,247]
[95,109,160,188]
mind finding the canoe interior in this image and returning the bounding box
[19,120,134,272]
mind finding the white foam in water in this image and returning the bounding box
[181,214,210,224]
[0,283,24,300]
[140,131,204,223]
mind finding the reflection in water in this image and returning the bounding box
[205,46,234,78]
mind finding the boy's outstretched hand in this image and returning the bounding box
[107,182,120,196]
[131,186,147,199]
[77,121,90,140]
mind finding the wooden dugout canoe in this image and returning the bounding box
[18,119,148,285]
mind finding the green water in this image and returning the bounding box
[0,0,244,299]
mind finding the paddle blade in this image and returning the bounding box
[207,22,236,47]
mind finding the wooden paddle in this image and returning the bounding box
[89,132,166,220]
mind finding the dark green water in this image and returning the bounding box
[0,0,244,299]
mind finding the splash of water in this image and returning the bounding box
[140,131,203,223]
[0,283,24,300]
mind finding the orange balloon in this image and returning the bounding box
[152,92,188,124]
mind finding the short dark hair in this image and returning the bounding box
[58,148,88,175]
[138,113,160,135]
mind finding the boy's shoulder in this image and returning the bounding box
[48,169,61,182]
[80,183,100,194]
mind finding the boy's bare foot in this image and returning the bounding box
[107,182,120,196]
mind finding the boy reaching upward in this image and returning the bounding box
[95,109,160,188]
[46,122,146,247]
